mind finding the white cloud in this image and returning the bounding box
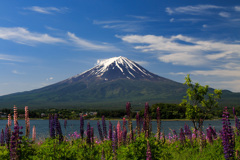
[24,6,68,14]
[219,12,230,18]
[0,27,66,45]
[46,77,54,81]
[166,5,223,15]
[234,6,240,12]
[118,34,240,66]
[67,32,119,51]
[0,54,24,62]
[12,70,24,75]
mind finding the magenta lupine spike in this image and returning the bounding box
[8,114,11,127]
[172,130,178,141]
[97,121,104,141]
[64,119,67,130]
[144,102,150,138]
[112,126,118,159]
[32,125,36,142]
[123,127,127,145]
[109,121,112,141]
[102,115,107,139]
[91,127,94,144]
[136,112,140,136]
[146,140,152,160]
[222,107,235,160]
[206,127,213,144]
[0,129,4,146]
[117,121,122,145]
[13,105,18,126]
[25,106,30,137]
[4,124,10,149]
[87,122,91,144]
[80,115,84,139]
[156,107,161,140]
[179,128,185,145]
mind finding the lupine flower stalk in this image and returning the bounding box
[126,102,133,142]
[123,127,127,145]
[49,114,55,138]
[5,124,11,149]
[8,114,12,127]
[25,106,30,137]
[91,127,94,144]
[184,124,192,146]
[179,128,185,145]
[136,112,140,136]
[87,122,91,144]
[112,126,117,160]
[10,124,23,160]
[144,102,150,138]
[222,107,235,160]
[32,125,36,142]
[109,121,112,141]
[156,107,161,140]
[146,140,152,160]
[80,115,84,139]
[55,114,63,143]
[64,119,67,130]
[117,121,122,146]
[233,107,240,135]
[0,129,4,146]
[206,127,213,145]
[97,121,104,141]
[13,105,18,126]
[102,115,107,139]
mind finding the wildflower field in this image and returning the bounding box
[0,103,239,160]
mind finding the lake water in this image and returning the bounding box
[0,119,231,140]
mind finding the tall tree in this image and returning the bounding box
[181,74,222,131]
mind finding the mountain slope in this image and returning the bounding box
[0,56,239,109]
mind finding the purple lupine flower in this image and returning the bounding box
[10,124,23,160]
[209,126,217,140]
[102,116,107,139]
[184,124,192,145]
[87,122,91,144]
[144,102,150,138]
[123,127,127,145]
[91,127,94,144]
[179,128,185,145]
[156,107,161,140]
[136,112,140,136]
[64,119,67,130]
[109,121,112,141]
[112,126,117,159]
[146,140,152,160]
[55,114,63,142]
[4,124,10,149]
[49,114,55,138]
[101,148,105,160]
[172,130,178,141]
[0,129,4,146]
[222,107,235,160]
[97,121,104,141]
[206,127,213,144]
[80,115,84,139]
[233,107,240,135]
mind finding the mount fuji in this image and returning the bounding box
[0,56,239,109]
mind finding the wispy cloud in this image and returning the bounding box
[0,54,24,62]
[166,5,223,15]
[12,70,24,75]
[0,27,66,45]
[118,34,240,67]
[24,6,68,14]
[93,16,156,32]
[219,12,230,18]
[67,32,119,51]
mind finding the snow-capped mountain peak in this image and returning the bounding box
[65,56,165,83]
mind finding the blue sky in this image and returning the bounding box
[1,0,240,96]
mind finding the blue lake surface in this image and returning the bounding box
[0,119,230,140]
